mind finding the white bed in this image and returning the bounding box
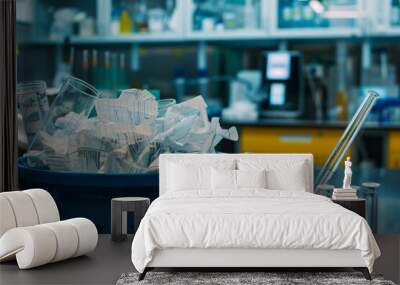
[131,154,380,280]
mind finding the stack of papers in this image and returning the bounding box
[332,188,358,200]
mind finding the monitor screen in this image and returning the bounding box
[266,52,291,80]
[269,83,286,106]
[261,51,303,116]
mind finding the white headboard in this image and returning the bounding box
[159,153,314,196]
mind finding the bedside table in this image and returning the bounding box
[111,197,150,242]
[332,198,366,218]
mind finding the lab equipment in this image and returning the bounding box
[17,81,49,144]
[78,16,95,36]
[371,97,400,123]
[192,0,261,32]
[222,70,261,121]
[91,49,98,86]
[260,51,303,118]
[148,9,166,33]
[49,8,79,40]
[111,9,120,34]
[82,49,89,82]
[305,63,328,121]
[97,51,111,90]
[278,0,357,29]
[391,0,400,26]
[315,90,379,188]
[357,49,399,122]
[120,10,133,33]
[134,2,149,33]
[53,47,74,88]
[29,77,99,151]
[118,53,129,89]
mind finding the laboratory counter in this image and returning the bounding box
[221,119,400,168]
[222,118,400,130]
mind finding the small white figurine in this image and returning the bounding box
[342,156,352,190]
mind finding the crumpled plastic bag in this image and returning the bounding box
[53,112,89,136]
[24,88,238,173]
[95,89,158,125]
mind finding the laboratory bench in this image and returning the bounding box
[223,119,400,130]
[221,119,400,168]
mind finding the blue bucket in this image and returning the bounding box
[18,158,159,233]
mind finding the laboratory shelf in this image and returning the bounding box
[69,33,185,44]
[268,29,362,40]
[68,31,279,44]
[17,0,400,46]
[19,33,400,47]
[17,38,65,45]
[185,30,269,41]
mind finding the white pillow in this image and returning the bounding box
[211,168,236,190]
[211,169,267,190]
[266,166,307,191]
[168,163,211,191]
[238,159,309,191]
[236,169,267,189]
[167,159,235,191]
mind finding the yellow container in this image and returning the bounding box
[388,131,400,168]
[120,11,133,34]
[240,127,351,166]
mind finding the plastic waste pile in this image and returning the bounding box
[24,87,238,174]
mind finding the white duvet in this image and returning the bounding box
[131,190,380,273]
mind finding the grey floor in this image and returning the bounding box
[1,234,399,285]
[0,235,134,285]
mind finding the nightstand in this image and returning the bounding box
[332,198,366,218]
[111,197,150,242]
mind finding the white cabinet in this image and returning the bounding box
[268,0,368,38]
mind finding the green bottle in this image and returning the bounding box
[91,49,98,87]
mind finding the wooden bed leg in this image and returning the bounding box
[354,267,372,280]
[138,268,148,281]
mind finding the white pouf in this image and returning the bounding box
[0,196,17,237]
[24,188,60,223]
[0,189,98,269]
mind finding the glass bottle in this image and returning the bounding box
[135,2,149,33]
[91,49,98,87]
[82,49,89,82]
[111,9,120,35]
[120,10,133,34]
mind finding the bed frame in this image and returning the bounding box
[139,248,370,280]
[138,154,372,281]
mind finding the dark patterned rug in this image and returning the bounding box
[116,271,396,285]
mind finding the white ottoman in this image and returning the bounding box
[0,189,98,269]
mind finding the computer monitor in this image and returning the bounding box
[260,51,303,118]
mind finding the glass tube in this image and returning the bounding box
[315,90,379,188]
